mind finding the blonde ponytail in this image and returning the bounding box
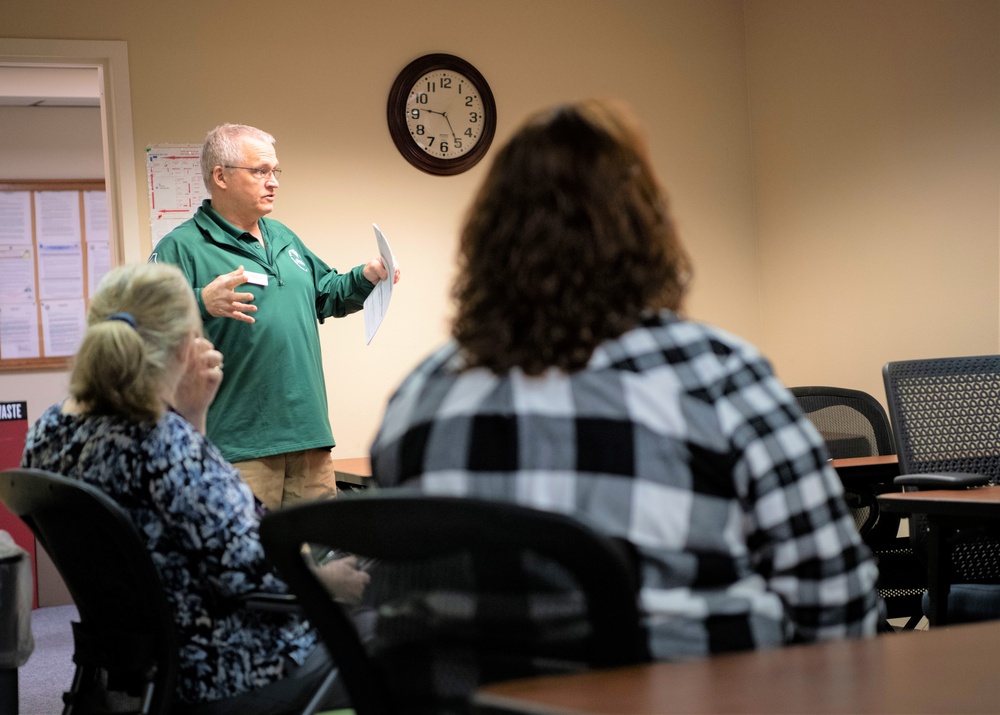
[69,263,197,422]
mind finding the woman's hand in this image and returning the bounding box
[315,554,371,605]
[173,336,224,433]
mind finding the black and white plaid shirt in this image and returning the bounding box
[371,311,881,659]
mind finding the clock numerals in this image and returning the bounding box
[403,70,485,159]
[424,77,456,91]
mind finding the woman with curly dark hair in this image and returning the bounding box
[453,99,690,375]
[372,99,880,662]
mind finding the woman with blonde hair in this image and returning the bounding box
[22,262,364,709]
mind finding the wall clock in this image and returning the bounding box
[387,53,497,176]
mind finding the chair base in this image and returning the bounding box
[0,668,17,715]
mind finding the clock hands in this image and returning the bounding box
[422,108,458,143]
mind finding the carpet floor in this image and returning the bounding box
[15,606,353,715]
[18,604,76,715]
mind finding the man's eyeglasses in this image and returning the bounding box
[224,165,282,180]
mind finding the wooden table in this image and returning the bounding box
[830,454,899,486]
[879,485,1000,627]
[475,621,1000,714]
[335,456,901,490]
[331,457,372,487]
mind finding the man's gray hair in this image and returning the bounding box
[200,124,276,191]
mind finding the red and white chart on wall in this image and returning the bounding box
[146,145,211,246]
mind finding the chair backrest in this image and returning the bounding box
[882,355,1000,483]
[789,386,895,458]
[259,491,649,715]
[790,386,901,546]
[790,387,928,628]
[0,468,177,715]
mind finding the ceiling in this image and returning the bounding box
[0,66,100,107]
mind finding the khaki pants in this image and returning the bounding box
[234,448,338,511]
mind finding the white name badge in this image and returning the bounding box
[244,271,268,287]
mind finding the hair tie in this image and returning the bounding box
[107,312,137,330]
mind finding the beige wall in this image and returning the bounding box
[0,0,760,455]
[1,0,997,459]
[747,0,1000,402]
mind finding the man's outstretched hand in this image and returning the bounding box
[202,266,258,323]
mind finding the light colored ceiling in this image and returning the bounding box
[0,66,100,107]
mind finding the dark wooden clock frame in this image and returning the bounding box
[386,53,497,176]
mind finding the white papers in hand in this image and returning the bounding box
[363,224,397,344]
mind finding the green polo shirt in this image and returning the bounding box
[150,200,374,463]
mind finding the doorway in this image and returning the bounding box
[0,38,139,263]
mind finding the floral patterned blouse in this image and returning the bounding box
[21,403,318,704]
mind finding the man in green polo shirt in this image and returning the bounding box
[149,123,397,509]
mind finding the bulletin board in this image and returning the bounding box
[0,180,115,372]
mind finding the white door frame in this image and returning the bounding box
[0,38,140,264]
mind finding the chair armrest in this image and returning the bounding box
[239,592,301,614]
[893,472,991,488]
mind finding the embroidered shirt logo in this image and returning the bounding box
[288,249,309,272]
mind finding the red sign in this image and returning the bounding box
[0,400,36,607]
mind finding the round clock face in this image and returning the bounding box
[406,68,486,160]
[388,54,497,176]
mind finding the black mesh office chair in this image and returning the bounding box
[0,468,336,715]
[882,356,1000,624]
[259,490,650,715]
[789,386,894,458]
[790,386,924,629]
